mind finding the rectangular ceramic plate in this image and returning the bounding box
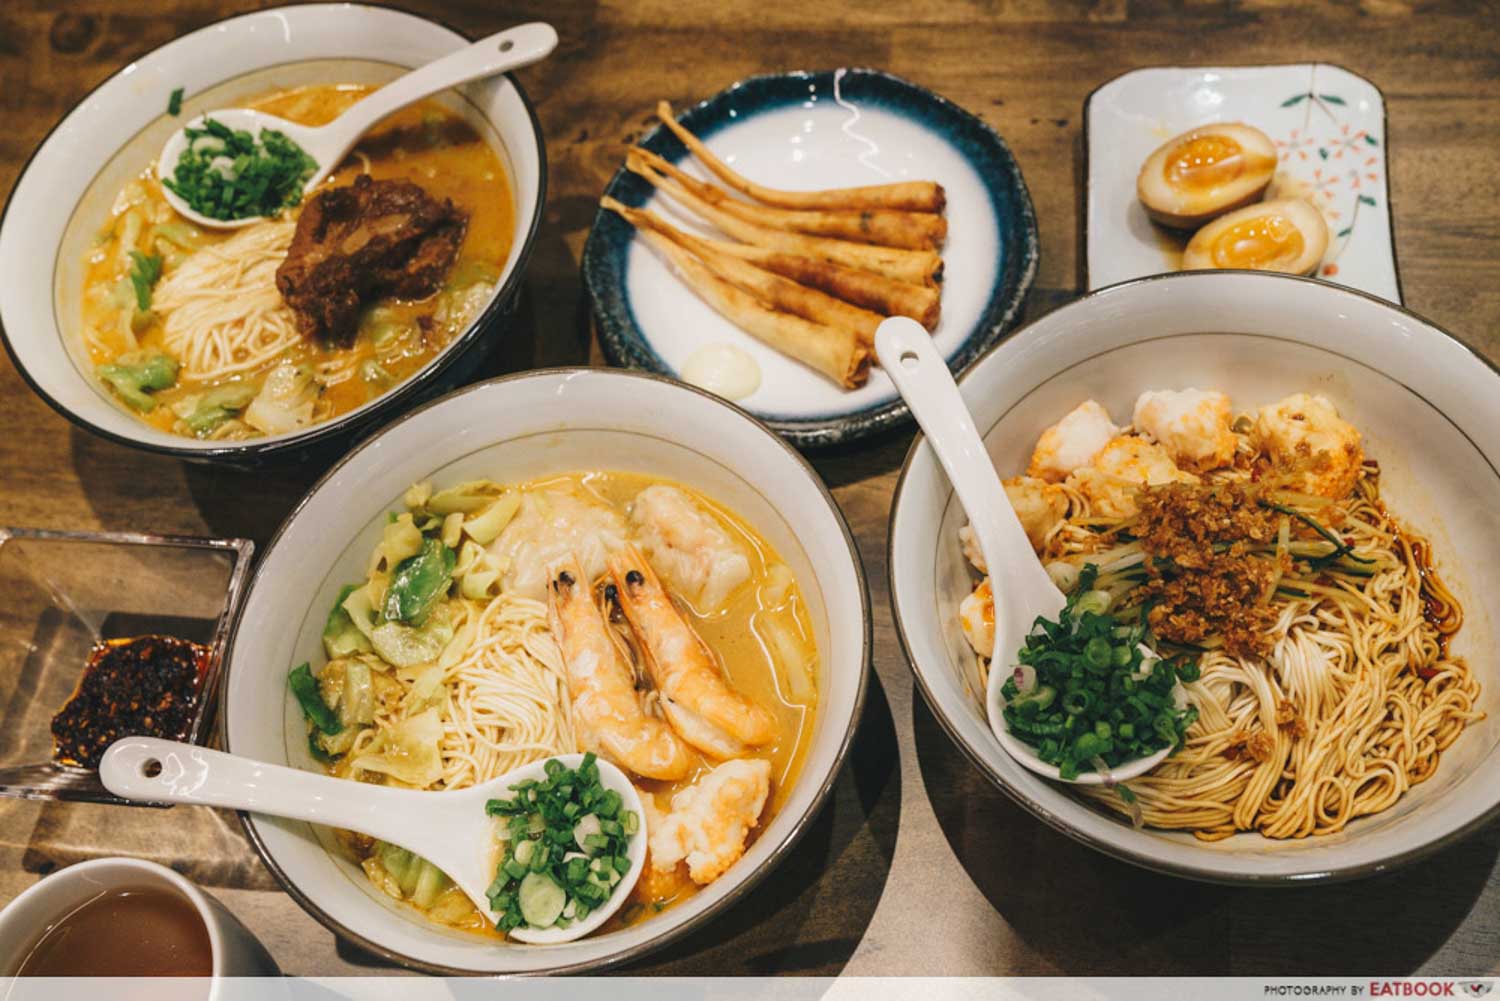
[1085,63,1400,303]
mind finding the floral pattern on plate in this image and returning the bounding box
[1085,63,1399,303]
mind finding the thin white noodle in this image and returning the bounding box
[353,594,577,792]
[153,220,301,382]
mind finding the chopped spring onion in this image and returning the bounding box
[483,754,638,934]
[163,117,317,221]
[167,87,185,116]
[1000,564,1199,780]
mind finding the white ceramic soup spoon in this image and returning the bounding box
[99,737,645,944]
[876,317,1173,785]
[157,22,559,229]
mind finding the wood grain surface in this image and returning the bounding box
[2,0,1499,978]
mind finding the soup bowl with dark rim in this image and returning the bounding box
[220,368,870,973]
[888,271,1500,884]
[0,4,546,465]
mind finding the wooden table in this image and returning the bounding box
[3,0,1499,978]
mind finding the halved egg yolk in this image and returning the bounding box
[1163,135,1247,192]
[1181,198,1329,276]
[1137,123,1277,229]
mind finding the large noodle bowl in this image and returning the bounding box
[79,83,515,440]
[295,470,819,938]
[957,388,1484,841]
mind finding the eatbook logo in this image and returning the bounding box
[1460,984,1492,998]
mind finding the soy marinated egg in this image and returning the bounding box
[1181,198,1329,276]
[1136,123,1277,229]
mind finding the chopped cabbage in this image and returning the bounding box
[427,479,506,515]
[244,362,318,435]
[350,707,444,787]
[462,493,521,545]
[371,606,454,669]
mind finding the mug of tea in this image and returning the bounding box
[0,857,278,982]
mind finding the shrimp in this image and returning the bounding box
[1026,400,1122,482]
[1133,388,1237,472]
[648,758,772,885]
[608,544,779,759]
[958,578,994,657]
[1253,393,1363,499]
[546,554,694,781]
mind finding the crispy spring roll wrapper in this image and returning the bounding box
[626,152,943,287]
[710,241,941,331]
[657,101,946,213]
[603,197,884,345]
[631,147,946,250]
[637,229,870,388]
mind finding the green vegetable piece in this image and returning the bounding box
[383,538,456,625]
[288,662,342,735]
[518,872,566,928]
[182,381,257,436]
[411,859,448,909]
[322,583,373,658]
[167,87,185,116]
[97,350,179,412]
[127,250,163,312]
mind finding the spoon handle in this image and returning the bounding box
[874,317,1040,597]
[315,22,559,176]
[100,736,439,847]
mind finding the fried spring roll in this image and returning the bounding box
[657,101,946,213]
[603,197,884,345]
[630,147,946,250]
[638,229,870,389]
[707,242,941,331]
[626,152,943,287]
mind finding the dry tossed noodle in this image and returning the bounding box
[1079,476,1480,839]
[961,389,1484,840]
[153,221,300,382]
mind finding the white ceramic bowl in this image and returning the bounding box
[0,857,278,985]
[221,368,870,972]
[889,271,1500,883]
[0,4,546,464]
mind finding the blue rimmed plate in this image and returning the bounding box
[582,68,1038,448]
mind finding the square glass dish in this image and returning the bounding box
[0,528,253,804]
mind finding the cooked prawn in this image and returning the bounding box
[648,758,771,885]
[608,544,779,758]
[546,554,694,780]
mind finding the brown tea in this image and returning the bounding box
[15,885,213,976]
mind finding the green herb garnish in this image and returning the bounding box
[288,662,342,735]
[127,250,162,312]
[483,753,638,934]
[1001,564,1199,781]
[162,117,317,221]
[167,87,185,116]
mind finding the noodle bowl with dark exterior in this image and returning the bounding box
[0,6,546,463]
[888,271,1500,883]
